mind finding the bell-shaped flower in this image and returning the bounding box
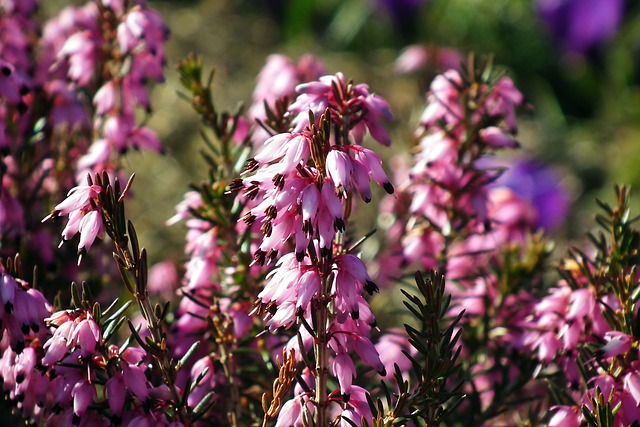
[600,331,632,358]
[333,353,356,399]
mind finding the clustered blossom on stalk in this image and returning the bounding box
[374,58,561,424]
[2,299,180,426]
[0,262,50,354]
[0,0,168,267]
[11,169,218,426]
[39,0,168,178]
[519,186,640,426]
[395,60,530,302]
[162,54,283,425]
[236,70,394,426]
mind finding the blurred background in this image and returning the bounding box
[43,0,640,264]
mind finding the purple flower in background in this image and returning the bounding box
[536,0,625,54]
[375,0,427,34]
[491,157,570,231]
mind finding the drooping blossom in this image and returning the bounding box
[240,71,393,425]
[0,265,50,353]
[43,176,105,263]
[289,72,394,146]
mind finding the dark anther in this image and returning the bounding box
[383,182,394,194]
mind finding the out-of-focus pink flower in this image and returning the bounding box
[58,31,97,87]
[147,261,179,299]
[249,54,325,123]
[375,329,417,381]
[117,6,168,57]
[395,45,463,75]
[549,406,581,427]
[1,266,50,353]
[479,126,519,149]
[0,190,25,240]
[600,331,632,358]
[623,371,640,406]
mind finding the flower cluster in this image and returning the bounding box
[0,263,49,354]
[5,305,179,426]
[40,0,169,178]
[394,59,529,292]
[5,1,640,425]
[0,0,168,282]
[372,59,562,424]
[43,175,105,263]
[519,187,640,426]
[239,70,393,426]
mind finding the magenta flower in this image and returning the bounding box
[0,190,25,241]
[58,31,97,87]
[395,45,464,75]
[72,380,97,418]
[117,6,168,56]
[274,396,305,427]
[240,70,393,425]
[42,309,102,366]
[600,331,632,358]
[290,72,393,146]
[0,266,50,353]
[374,329,416,381]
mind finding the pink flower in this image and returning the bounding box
[419,70,464,127]
[105,374,127,416]
[1,267,50,353]
[485,77,524,133]
[600,331,632,358]
[42,309,102,365]
[147,261,179,300]
[326,149,353,194]
[0,191,25,240]
[257,254,320,330]
[72,380,97,417]
[290,72,393,146]
[624,371,640,406]
[117,6,168,56]
[479,126,519,149]
[375,330,416,381]
[44,177,105,263]
[71,317,101,355]
[333,353,356,398]
[549,406,580,427]
[274,396,305,427]
[58,31,97,87]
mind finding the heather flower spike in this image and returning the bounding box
[239,71,394,426]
